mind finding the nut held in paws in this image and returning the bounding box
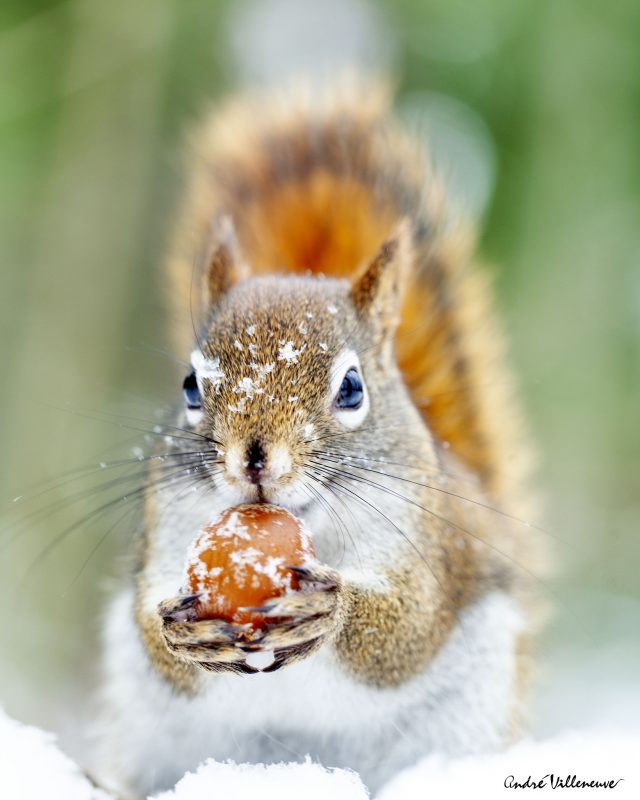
[184,504,316,628]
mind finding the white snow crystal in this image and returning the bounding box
[190,351,225,388]
[319,342,328,351]
[234,377,263,400]
[250,362,275,383]
[278,341,305,364]
[326,304,338,314]
[234,339,243,351]
[246,324,256,336]
[0,708,108,800]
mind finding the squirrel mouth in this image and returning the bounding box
[242,483,272,506]
[250,486,314,517]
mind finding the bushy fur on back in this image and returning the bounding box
[168,78,531,511]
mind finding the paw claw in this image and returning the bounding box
[286,564,340,591]
[239,605,273,614]
[286,565,312,578]
[259,591,336,619]
[258,617,333,650]
[262,638,323,672]
[158,593,201,622]
[238,663,260,674]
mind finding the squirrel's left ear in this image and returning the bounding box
[350,219,413,338]
[203,215,249,309]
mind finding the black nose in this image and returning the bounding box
[246,440,265,485]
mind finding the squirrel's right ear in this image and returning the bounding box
[350,219,413,338]
[202,216,249,309]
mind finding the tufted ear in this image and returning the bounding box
[350,219,413,337]
[203,215,249,309]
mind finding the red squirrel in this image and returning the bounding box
[95,80,543,799]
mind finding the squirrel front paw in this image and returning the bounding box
[157,564,342,675]
[158,595,259,674]
[241,563,342,672]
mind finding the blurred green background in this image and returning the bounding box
[1,0,638,749]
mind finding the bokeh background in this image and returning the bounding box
[1,0,638,759]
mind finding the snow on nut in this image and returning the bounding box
[184,503,316,628]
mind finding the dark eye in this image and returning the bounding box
[182,371,201,409]
[335,368,363,410]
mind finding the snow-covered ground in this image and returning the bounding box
[2,706,639,800]
[0,708,108,800]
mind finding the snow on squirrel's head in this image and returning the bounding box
[181,217,431,515]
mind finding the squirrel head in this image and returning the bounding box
[182,219,426,512]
